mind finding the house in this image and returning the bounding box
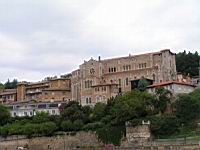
[146,81,196,94]
[71,49,177,106]
[17,77,71,102]
[7,101,67,117]
[0,89,17,103]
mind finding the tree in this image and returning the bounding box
[4,79,18,89]
[61,101,84,122]
[73,120,84,131]
[0,83,4,89]
[175,95,200,123]
[0,104,11,125]
[92,103,106,121]
[32,112,50,123]
[61,120,73,131]
[149,115,180,137]
[39,122,57,136]
[137,77,150,91]
[155,87,172,114]
[176,51,200,76]
[110,90,156,125]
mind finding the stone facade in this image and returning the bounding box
[71,49,177,106]
[0,132,101,150]
[126,122,151,145]
[16,78,71,102]
[0,89,17,103]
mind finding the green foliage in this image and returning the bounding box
[23,123,39,138]
[110,90,156,125]
[155,87,172,114]
[96,125,125,146]
[73,120,84,131]
[61,120,73,131]
[137,78,150,91]
[0,83,4,89]
[175,94,200,123]
[0,126,9,137]
[92,102,106,121]
[83,122,104,131]
[149,115,180,137]
[39,122,57,136]
[61,101,85,122]
[32,112,50,123]
[8,123,23,135]
[176,51,200,76]
[0,104,11,125]
[4,79,18,89]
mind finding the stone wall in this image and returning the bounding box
[0,132,101,150]
[126,124,151,145]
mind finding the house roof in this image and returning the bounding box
[0,89,17,96]
[146,81,196,88]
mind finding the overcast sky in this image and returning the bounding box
[0,0,200,83]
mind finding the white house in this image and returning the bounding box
[7,101,67,117]
[146,81,196,94]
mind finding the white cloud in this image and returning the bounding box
[0,0,200,82]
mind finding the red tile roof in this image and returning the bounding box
[147,81,196,88]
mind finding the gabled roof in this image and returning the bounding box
[147,81,196,88]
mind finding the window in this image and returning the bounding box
[85,80,92,89]
[119,79,121,86]
[30,111,33,116]
[24,112,28,116]
[96,96,100,102]
[52,110,55,114]
[109,67,117,73]
[102,86,106,92]
[89,97,91,104]
[152,74,156,81]
[102,96,106,101]
[86,98,88,104]
[95,87,99,92]
[139,63,147,69]
[126,78,129,86]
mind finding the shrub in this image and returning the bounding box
[73,120,84,131]
[61,120,73,131]
[82,122,104,131]
[39,122,57,136]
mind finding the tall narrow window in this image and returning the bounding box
[126,78,129,86]
[119,79,121,86]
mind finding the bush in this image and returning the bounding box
[23,123,39,138]
[96,125,125,146]
[8,123,23,135]
[39,122,57,136]
[175,95,200,123]
[0,105,11,125]
[0,126,9,137]
[73,120,84,131]
[61,120,73,131]
[149,115,180,137]
[82,122,104,131]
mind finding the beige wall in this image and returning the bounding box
[71,49,177,106]
[16,79,71,102]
